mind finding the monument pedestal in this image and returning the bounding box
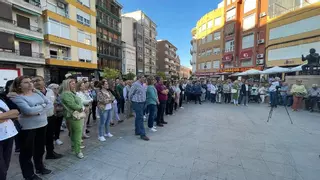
[285,75,320,88]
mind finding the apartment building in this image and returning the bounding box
[0,0,44,79]
[96,0,122,71]
[157,40,180,78]
[179,65,191,79]
[266,1,320,68]
[41,0,98,83]
[221,0,267,73]
[122,10,157,75]
[192,1,225,77]
[121,16,136,74]
[190,27,197,73]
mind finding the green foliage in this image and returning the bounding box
[156,72,166,80]
[102,68,120,80]
[124,72,136,80]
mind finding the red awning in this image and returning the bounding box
[222,54,233,62]
[240,49,253,60]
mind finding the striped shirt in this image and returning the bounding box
[129,81,146,103]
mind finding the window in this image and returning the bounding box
[225,39,234,52]
[19,42,32,57]
[241,60,253,67]
[213,61,220,69]
[201,37,206,44]
[23,68,36,76]
[206,62,212,69]
[165,44,169,48]
[213,47,221,54]
[244,0,256,13]
[207,34,212,42]
[16,14,30,30]
[243,13,256,31]
[207,20,213,29]
[47,18,70,39]
[78,0,90,8]
[226,8,236,21]
[78,30,91,45]
[214,32,221,40]
[78,48,92,62]
[206,49,212,56]
[76,9,90,26]
[214,17,221,26]
[242,33,254,49]
[201,24,206,32]
[227,0,231,5]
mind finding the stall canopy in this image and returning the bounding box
[290,65,302,72]
[261,66,291,74]
[237,69,262,76]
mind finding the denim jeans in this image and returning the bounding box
[98,108,112,137]
[132,102,146,136]
[270,91,278,107]
[281,94,287,106]
[147,104,157,128]
[112,103,120,121]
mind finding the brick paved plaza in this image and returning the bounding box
[7,103,320,180]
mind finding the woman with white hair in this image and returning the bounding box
[48,84,64,145]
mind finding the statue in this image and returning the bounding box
[302,48,320,75]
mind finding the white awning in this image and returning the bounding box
[261,66,291,74]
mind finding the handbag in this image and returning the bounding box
[61,102,86,120]
[231,89,237,93]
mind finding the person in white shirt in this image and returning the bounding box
[269,77,280,107]
[210,82,217,103]
[0,99,19,180]
[258,84,267,104]
[76,81,93,139]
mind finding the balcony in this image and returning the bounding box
[98,50,122,60]
[0,49,45,64]
[0,17,43,40]
[11,0,42,15]
[46,3,69,18]
[49,55,71,61]
[97,33,121,46]
[96,18,121,35]
[96,1,121,21]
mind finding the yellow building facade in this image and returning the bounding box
[194,6,225,75]
[42,0,97,82]
[266,2,320,67]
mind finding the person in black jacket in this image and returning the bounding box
[165,81,174,115]
[240,80,250,106]
[193,81,202,104]
[178,80,184,108]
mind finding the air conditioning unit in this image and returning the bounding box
[256,59,264,65]
[257,54,264,58]
[260,12,266,18]
[57,2,65,9]
[257,39,265,44]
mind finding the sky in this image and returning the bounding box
[118,0,221,68]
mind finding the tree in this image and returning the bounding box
[156,72,166,80]
[124,72,136,80]
[102,67,120,80]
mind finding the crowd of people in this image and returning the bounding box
[1,74,320,180]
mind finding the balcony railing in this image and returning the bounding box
[97,33,121,45]
[0,17,42,33]
[268,1,314,19]
[98,50,122,59]
[96,1,121,21]
[96,18,120,33]
[25,0,41,7]
[49,55,71,60]
[0,49,44,58]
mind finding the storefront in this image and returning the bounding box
[45,66,97,84]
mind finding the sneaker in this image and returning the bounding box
[55,139,63,145]
[80,145,86,149]
[143,115,147,119]
[98,136,106,142]
[180,107,184,109]
[153,126,157,129]
[156,123,164,127]
[35,168,52,175]
[77,152,84,159]
[83,134,90,139]
[162,121,168,124]
[45,152,63,159]
[106,133,113,137]
[149,128,157,132]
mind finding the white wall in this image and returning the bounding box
[121,17,134,46]
[268,41,320,61]
[122,44,136,74]
[269,15,320,40]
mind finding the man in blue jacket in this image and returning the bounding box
[193,81,202,104]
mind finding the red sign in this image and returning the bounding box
[222,54,233,62]
[240,49,253,60]
[219,66,263,73]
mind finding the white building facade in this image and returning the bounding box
[122,42,136,74]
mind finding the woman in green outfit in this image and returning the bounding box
[60,79,85,159]
[232,80,240,106]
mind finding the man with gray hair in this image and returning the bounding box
[129,74,149,141]
[307,84,320,112]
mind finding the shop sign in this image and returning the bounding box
[222,54,233,62]
[284,59,294,64]
[240,49,253,60]
[220,66,263,73]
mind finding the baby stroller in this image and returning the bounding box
[249,86,259,103]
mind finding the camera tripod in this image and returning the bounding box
[267,92,293,124]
